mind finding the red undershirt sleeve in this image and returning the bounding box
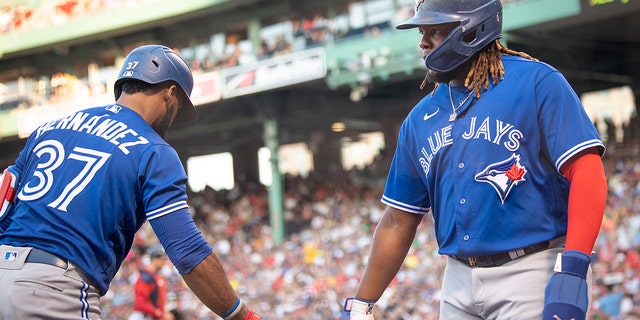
[560,149,608,255]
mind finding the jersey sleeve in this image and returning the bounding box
[381,118,431,214]
[139,145,190,220]
[139,144,212,274]
[535,70,605,171]
[150,211,212,274]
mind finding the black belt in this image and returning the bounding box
[25,248,96,287]
[25,248,68,269]
[450,237,564,268]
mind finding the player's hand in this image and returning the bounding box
[542,250,591,320]
[342,298,375,320]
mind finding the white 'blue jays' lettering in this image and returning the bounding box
[419,125,453,175]
[462,116,522,151]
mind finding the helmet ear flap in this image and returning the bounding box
[396,0,502,73]
[463,29,478,44]
[424,26,471,73]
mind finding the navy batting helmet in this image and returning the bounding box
[397,0,502,73]
[114,44,197,122]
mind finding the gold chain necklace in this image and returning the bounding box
[448,85,474,122]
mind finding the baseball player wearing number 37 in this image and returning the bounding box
[0,44,260,320]
[343,1,607,319]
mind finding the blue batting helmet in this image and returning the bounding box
[397,0,503,73]
[114,44,197,122]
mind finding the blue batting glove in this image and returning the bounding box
[542,250,591,320]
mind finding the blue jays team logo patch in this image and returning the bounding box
[474,154,527,204]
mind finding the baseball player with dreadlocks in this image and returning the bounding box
[0,44,260,320]
[344,1,607,319]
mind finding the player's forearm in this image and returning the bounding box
[355,207,422,301]
[181,252,248,319]
[356,246,408,301]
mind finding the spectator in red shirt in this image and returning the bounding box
[129,247,169,320]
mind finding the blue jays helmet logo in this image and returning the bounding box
[474,154,527,204]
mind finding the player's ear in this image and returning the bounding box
[162,84,177,101]
[165,84,176,95]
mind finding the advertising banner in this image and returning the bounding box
[221,47,326,98]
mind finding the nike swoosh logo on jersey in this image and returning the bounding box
[424,108,439,120]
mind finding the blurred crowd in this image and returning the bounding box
[1,0,533,112]
[99,140,640,320]
[0,0,528,34]
[1,0,406,111]
[0,0,162,33]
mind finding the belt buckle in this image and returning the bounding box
[467,257,477,268]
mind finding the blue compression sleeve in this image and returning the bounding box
[149,208,212,274]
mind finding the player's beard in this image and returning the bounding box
[152,105,177,139]
[425,68,458,84]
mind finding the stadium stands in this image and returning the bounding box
[1,1,639,319]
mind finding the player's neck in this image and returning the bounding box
[449,79,465,88]
[116,94,164,125]
[449,60,474,87]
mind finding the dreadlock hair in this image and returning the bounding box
[422,39,537,98]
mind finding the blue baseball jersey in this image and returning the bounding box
[0,104,210,295]
[382,56,605,258]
